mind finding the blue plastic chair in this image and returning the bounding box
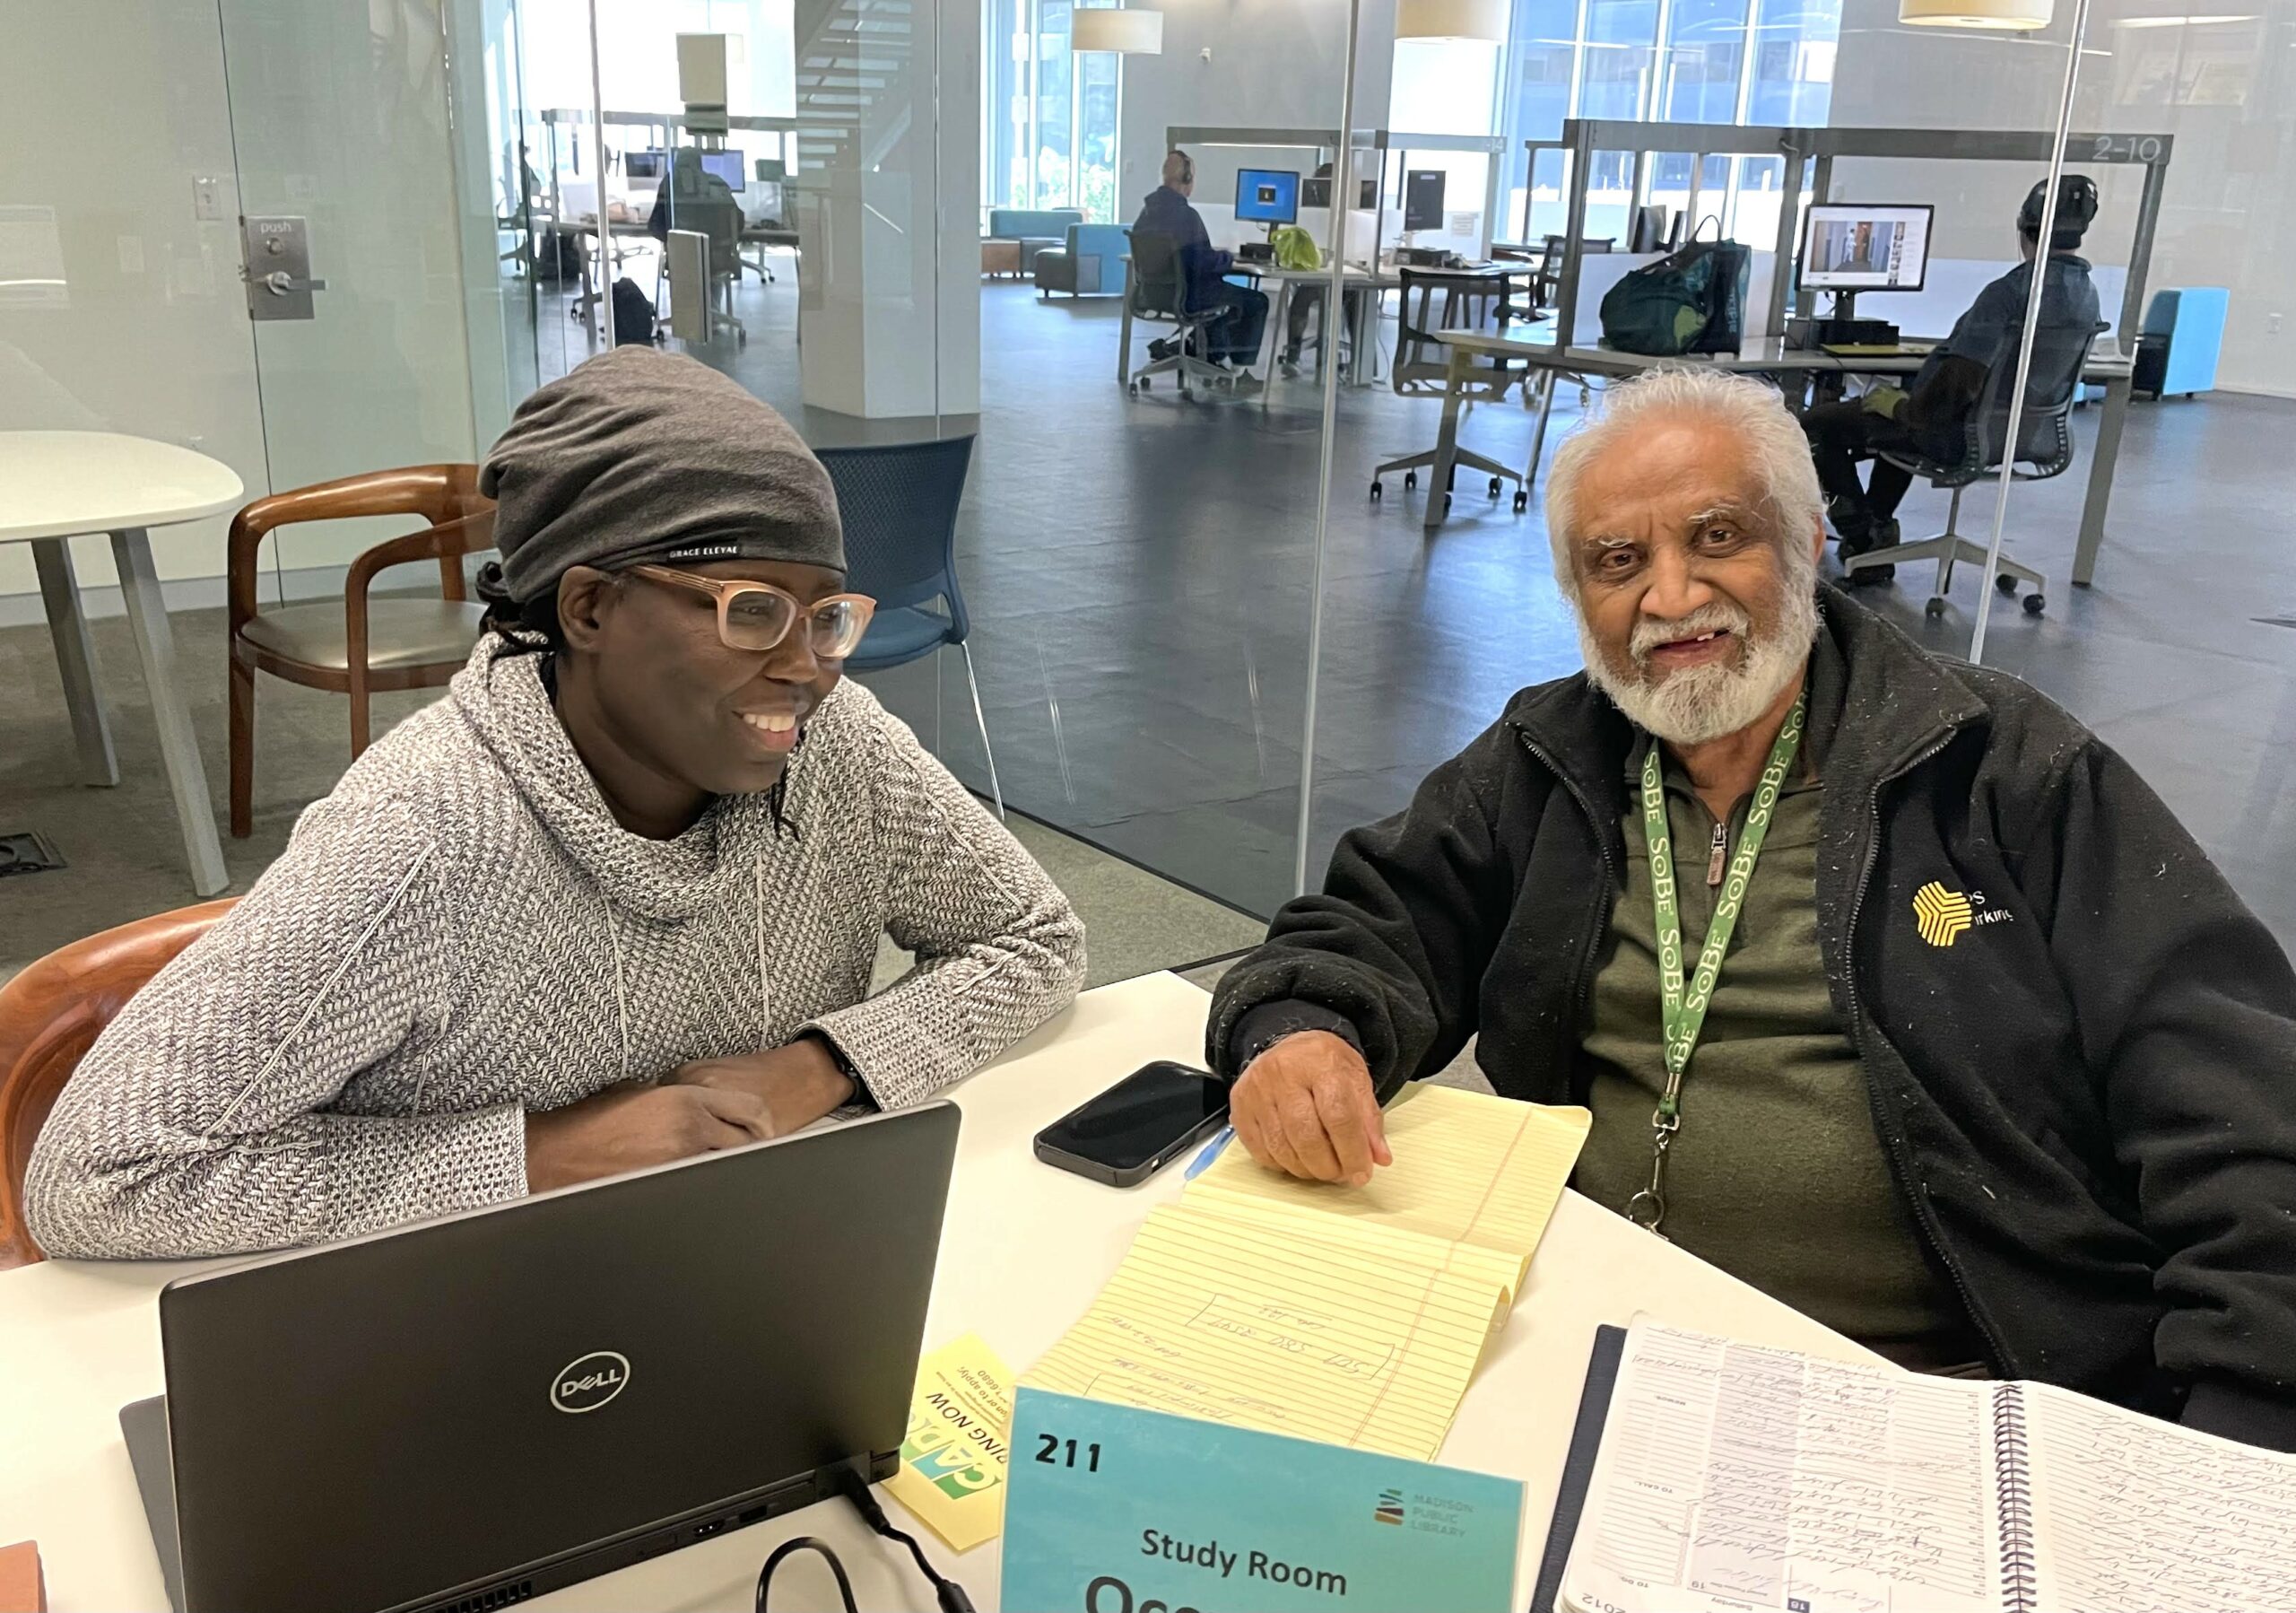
[815,435,1003,818]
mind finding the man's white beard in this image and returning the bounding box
[1579,579,1820,745]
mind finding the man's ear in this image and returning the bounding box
[1806,519,1827,573]
[557,565,617,653]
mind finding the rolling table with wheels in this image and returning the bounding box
[0,971,1875,1612]
[0,431,240,896]
[1417,331,2136,610]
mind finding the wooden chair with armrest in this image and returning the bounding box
[0,900,237,1269]
[228,467,495,837]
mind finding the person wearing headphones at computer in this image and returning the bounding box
[25,348,1085,1260]
[1133,148,1270,371]
[1801,175,2100,585]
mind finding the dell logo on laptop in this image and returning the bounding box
[552,1351,631,1414]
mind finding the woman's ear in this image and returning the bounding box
[557,565,616,654]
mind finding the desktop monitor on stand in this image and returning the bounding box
[1403,170,1447,236]
[1798,202,1933,340]
[1300,176,1378,211]
[698,148,747,191]
[1235,168,1300,238]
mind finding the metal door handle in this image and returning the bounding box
[262,271,327,295]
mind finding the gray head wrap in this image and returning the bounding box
[481,346,843,603]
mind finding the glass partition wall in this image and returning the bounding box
[443,0,2292,955]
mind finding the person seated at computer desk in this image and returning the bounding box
[1134,148,1269,370]
[1801,175,2100,584]
[24,348,1086,1260]
[1279,162,1370,377]
[645,146,738,240]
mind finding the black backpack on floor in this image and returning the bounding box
[611,277,658,346]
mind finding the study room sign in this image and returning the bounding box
[1001,1389,1522,1613]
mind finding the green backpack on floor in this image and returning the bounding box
[1599,222,1751,356]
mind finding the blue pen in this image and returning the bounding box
[1184,1125,1235,1180]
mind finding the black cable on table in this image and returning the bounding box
[839,1470,978,1613]
[752,1475,977,1613]
[755,1536,858,1613]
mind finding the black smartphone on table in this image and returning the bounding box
[1033,1061,1231,1188]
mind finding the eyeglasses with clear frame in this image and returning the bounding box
[622,564,877,660]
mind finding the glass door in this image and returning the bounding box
[213,0,495,577]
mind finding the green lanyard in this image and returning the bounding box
[1622,692,1806,1238]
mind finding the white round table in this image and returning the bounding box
[1,432,244,896]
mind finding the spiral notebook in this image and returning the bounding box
[1545,1321,2296,1613]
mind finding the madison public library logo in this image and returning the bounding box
[1374,1488,1405,1526]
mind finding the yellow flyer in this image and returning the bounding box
[884,1333,1017,1553]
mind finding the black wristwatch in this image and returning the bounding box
[807,1032,872,1109]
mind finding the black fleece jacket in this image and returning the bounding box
[1209,586,2296,1450]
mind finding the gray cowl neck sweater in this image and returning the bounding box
[27,638,1084,1260]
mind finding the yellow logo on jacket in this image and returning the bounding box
[1912,881,1977,947]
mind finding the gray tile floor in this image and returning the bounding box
[538,269,2296,946]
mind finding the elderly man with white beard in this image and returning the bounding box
[1205,368,2296,1448]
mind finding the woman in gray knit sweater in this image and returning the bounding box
[26,350,1084,1260]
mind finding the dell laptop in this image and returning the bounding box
[120,1103,960,1613]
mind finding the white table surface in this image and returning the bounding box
[0,972,1876,1612]
[0,432,245,545]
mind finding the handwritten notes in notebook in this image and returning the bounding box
[1558,1321,2296,1613]
[1564,1322,2004,1613]
[1024,1083,1591,1461]
[2024,1381,2296,1613]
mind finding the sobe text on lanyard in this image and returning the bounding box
[1622,691,1807,1237]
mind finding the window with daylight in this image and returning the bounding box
[981,0,1120,222]
[1497,0,1842,244]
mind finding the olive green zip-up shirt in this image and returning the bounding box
[1572,659,1986,1373]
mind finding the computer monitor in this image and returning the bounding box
[1404,169,1447,233]
[1235,168,1300,226]
[1629,204,1671,254]
[699,148,747,191]
[1300,176,1378,211]
[624,148,665,181]
[1799,203,1933,294]
[756,156,787,183]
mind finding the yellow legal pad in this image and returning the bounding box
[1024,1083,1591,1462]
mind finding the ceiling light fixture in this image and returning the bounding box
[1396,0,1510,42]
[1900,0,2054,29]
[1069,6,1164,53]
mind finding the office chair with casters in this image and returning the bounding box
[1372,269,1531,514]
[228,469,494,838]
[0,899,237,1269]
[683,198,749,346]
[1533,233,1614,310]
[1119,230,1233,398]
[1842,320,2105,619]
[814,436,1004,820]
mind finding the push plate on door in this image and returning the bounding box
[240,215,326,320]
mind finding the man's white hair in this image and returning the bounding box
[1544,367,1825,599]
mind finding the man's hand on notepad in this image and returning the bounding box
[1232,1031,1393,1186]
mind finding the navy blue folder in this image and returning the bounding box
[1528,1324,1629,1613]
